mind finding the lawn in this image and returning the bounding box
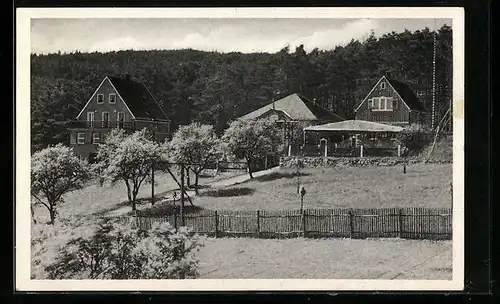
[190,163,452,211]
[32,169,244,223]
[196,237,452,280]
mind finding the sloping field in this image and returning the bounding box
[191,163,452,211]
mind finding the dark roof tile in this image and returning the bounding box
[108,76,169,120]
[387,78,426,112]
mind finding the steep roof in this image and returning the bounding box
[108,76,169,121]
[386,78,426,112]
[354,76,426,112]
[240,93,344,122]
[304,120,404,133]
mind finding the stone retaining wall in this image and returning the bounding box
[279,156,450,168]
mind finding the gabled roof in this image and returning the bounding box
[304,120,404,133]
[107,76,169,120]
[240,93,344,122]
[354,76,426,112]
[386,78,426,112]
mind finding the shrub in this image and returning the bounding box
[44,220,203,279]
[31,216,94,279]
[396,124,433,156]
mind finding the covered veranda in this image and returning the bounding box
[301,120,404,157]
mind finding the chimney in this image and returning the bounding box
[125,73,131,80]
[313,98,317,105]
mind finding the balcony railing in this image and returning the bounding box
[68,120,135,130]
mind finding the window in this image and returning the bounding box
[97,94,104,104]
[87,112,94,128]
[92,132,100,144]
[372,97,380,110]
[77,132,86,145]
[117,112,125,128]
[109,93,116,104]
[371,97,394,111]
[380,82,386,89]
[102,112,109,128]
[385,97,393,110]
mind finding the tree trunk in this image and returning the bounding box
[131,187,139,211]
[186,169,191,188]
[246,158,254,179]
[125,180,132,202]
[48,205,56,225]
[194,172,200,194]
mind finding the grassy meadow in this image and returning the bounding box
[180,163,452,212]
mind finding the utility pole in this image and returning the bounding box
[151,124,156,205]
[151,161,155,205]
[431,19,437,129]
[180,164,185,226]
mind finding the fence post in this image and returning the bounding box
[214,210,219,238]
[256,210,261,238]
[398,209,404,238]
[397,144,401,157]
[349,210,354,238]
[360,145,364,158]
[302,209,307,238]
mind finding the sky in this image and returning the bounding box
[31,18,452,54]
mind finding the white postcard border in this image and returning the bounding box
[15,7,465,291]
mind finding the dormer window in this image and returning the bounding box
[380,82,386,89]
[97,94,104,104]
[109,93,116,104]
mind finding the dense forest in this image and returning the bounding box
[30,25,452,152]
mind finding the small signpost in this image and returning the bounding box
[300,186,307,237]
[300,186,306,214]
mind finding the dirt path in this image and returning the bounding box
[103,166,280,217]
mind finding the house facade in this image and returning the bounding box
[354,76,428,126]
[68,75,170,162]
[239,93,344,159]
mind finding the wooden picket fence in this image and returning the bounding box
[114,207,452,240]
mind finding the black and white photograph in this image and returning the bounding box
[15,7,464,291]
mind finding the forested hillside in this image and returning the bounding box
[30,25,452,152]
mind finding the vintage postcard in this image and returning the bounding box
[16,7,464,291]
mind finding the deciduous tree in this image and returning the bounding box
[96,129,163,211]
[166,122,223,194]
[31,144,91,224]
[222,118,282,179]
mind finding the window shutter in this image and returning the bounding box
[393,98,398,109]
